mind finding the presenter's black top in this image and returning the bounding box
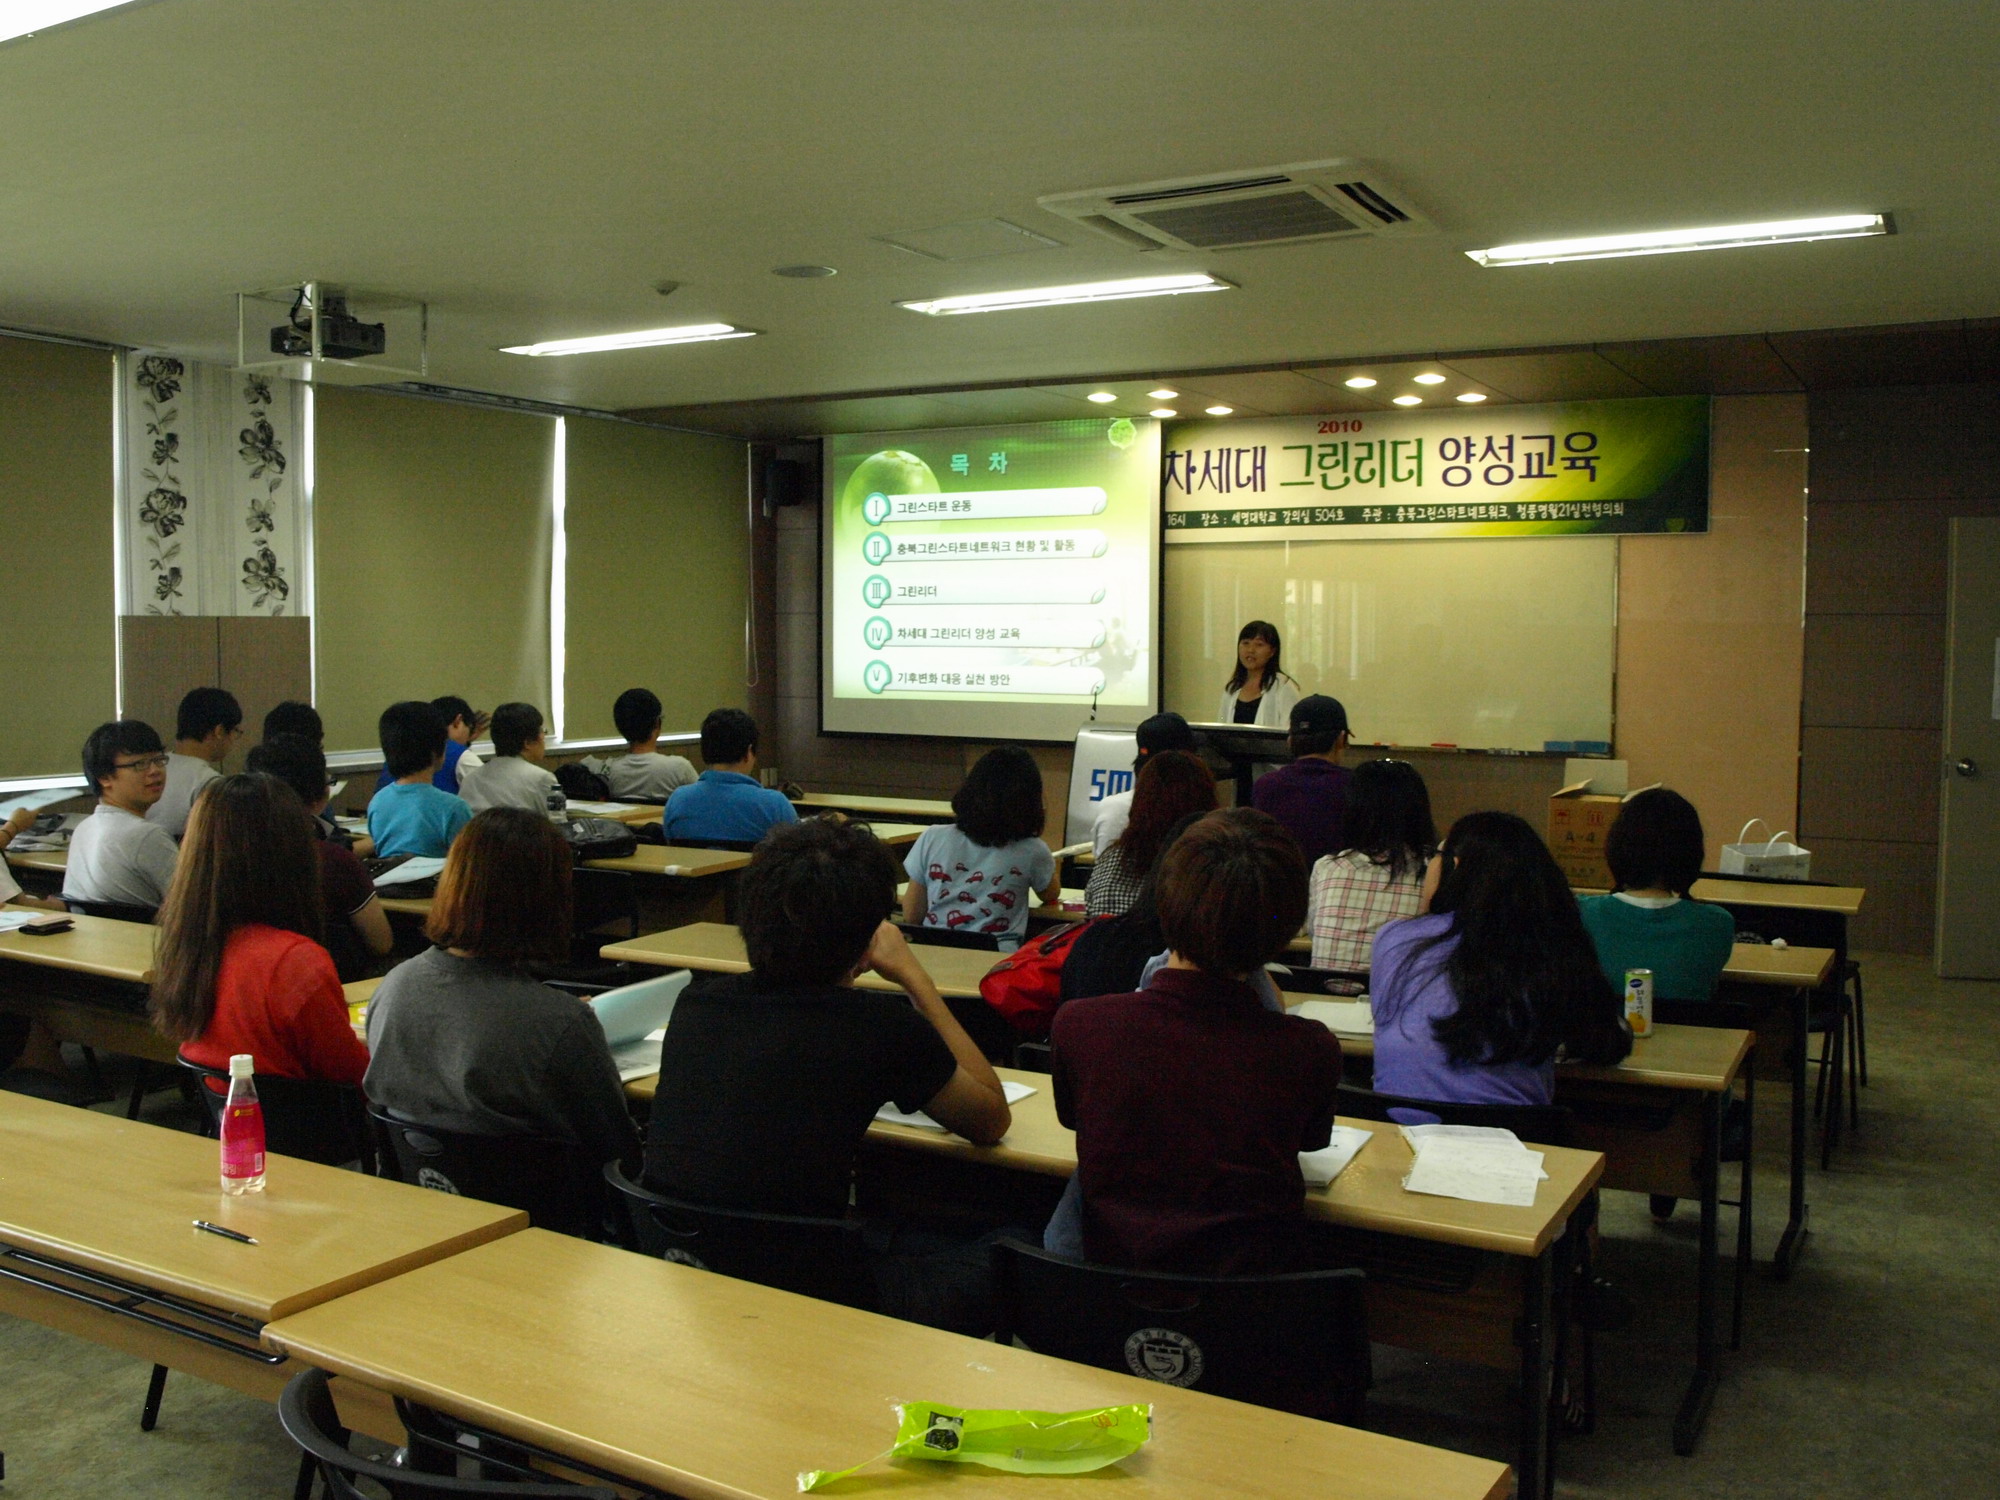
[1232,696,1261,725]
[643,971,958,1217]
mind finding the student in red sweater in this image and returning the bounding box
[150,774,369,1086]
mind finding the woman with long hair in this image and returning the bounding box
[1217,620,1300,728]
[902,746,1061,949]
[152,774,368,1084]
[1307,758,1437,978]
[363,808,638,1167]
[1371,811,1630,1116]
[1084,750,1216,917]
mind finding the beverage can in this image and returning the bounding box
[1623,968,1654,1039]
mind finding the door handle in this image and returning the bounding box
[1954,758,1979,778]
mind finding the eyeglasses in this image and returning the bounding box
[112,754,170,772]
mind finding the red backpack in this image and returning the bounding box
[978,918,1105,1040]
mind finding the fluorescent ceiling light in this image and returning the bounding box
[1392,395,1423,407]
[500,323,756,356]
[897,273,1233,316]
[1467,213,1891,267]
[1456,392,1488,404]
[1343,376,1377,389]
[1205,405,1233,416]
[1148,408,1178,419]
[1085,391,1118,403]
[0,1,148,46]
[1412,372,1446,385]
[1147,388,1179,400]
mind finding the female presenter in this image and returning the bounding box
[1217,620,1300,727]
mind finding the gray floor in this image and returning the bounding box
[2,950,1995,1497]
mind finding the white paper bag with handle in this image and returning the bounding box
[1720,819,1812,880]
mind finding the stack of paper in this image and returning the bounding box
[565,800,634,816]
[611,1029,668,1083]
[875,1079,1038,1132]
[1293,998,1374,1037]
[1299,1125,1372,1185]
[1400,1124,1548,1207]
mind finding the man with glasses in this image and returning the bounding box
[64,721,180,914]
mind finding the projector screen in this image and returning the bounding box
[821,418,1161,742]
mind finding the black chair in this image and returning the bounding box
[278,1366,616,1500]
[991,1238,1370,1423]
[604,1162,875,1310]
[371,1106,606,1240]
[63,898,158,924]
[896,920,1003,952]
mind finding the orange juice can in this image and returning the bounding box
[1623,969,1654,1039]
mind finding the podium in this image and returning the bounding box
[1186,722,1292,805]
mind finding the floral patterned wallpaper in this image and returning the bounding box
[123,352,303,617]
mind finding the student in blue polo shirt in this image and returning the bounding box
[662,709,797,845]
[367,701,473,858]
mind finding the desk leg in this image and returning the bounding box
[1772,985,1811,1280]
[1673,1089,1722,1455]
[1516,1242,1557,1500]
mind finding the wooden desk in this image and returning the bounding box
[1284,926,1835,989]
[0,909,156,984]
[792,791,956,822]
[1569,879,1864,916]
[5,847,68,876]
[376,845,754,923]
[0,1091,524,1406]
[602,921,1000,998]
[264,1228,1511,1500]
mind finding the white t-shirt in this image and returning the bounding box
[603,751,697,802]
[145,752,219,837]
[1090,790,1134,858]
[65,803,179,909]
[458,755,558,816]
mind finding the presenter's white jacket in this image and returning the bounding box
[1217,675,1300,729]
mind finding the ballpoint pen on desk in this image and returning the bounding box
[192,1220,258,1245]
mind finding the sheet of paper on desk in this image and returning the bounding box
[1293,998,1373,1036]
[565,800,631,816]
[876,1078,1038,1131]
[1402,1135,1548,1208]
[0,912,44,932]
[1299,1125,1372,1185]
[611,1030,668,1082]
[372,856,446,889]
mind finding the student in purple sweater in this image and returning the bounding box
[1371,811,1630,1119]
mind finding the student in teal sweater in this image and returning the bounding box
[1578,788,1736,1000]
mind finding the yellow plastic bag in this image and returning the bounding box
[798,1401,1152,1491]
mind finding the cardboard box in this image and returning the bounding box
[1547,762,1660,889]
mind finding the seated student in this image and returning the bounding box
[148,688,243,838]
[1307,758,1437,980]
[1060,812,1207,1007]
[262,700,323,744]
[604,688,697,801]
[371,695,486,795]
[1090,711,1198,856]
[1250,694,1353,869]
[0,807,65,912]
[367,701,473,858]
[645,817,1009,1328]
[1579,788,1736,1001]
[457,702,558,816]
[365,809,638,1168]
[1084,750,1215,918]
[64,721,180,913]
[151,774,369,1086]
[1372,812,1631,1118]
[662,708,797,844]
[903,746,1061,950]
[1052,809,1339,1275]
[246,735,393,982]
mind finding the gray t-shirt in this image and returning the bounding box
[146,752,218,838]
[904,824,1055,948]
[602,751,696,802]
[458,754,557,816]
[363,946,639,1166]
[64,803,179,909]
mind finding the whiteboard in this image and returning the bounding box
[1162,537,1616,750]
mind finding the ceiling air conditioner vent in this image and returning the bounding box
[1039,159,1431,252]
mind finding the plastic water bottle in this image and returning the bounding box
[219,1053,267,1195]
[546,783,568,824]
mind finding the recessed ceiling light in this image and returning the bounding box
[896,273,1234,316]
[0,2,145,47]
[772,264,837,278]
[1147,388,1179,400]
[1467,212,1892,267]
[1205,405,1233,416]
[1149,408,1178,419]
[1085,391,1118,404]
[1392,395,1423,407]
[1456,392,1488,404]
[1343,376,1378,389]
[500,323,757,356]
[1412,372,1447,385]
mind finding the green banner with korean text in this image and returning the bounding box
[1162,395,1708,541]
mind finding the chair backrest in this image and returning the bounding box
[278,1367,615,1499]
[991,1238,1369,1423]
[1659,989,1766,1032]
[604,1162,875,1310]
[371,1106,604,1239]
[668,836,761,852]
[1335,1083,1574,1146]
[177,1055,373,1170]
[896,920,1003,952]
[1268,963,1371,996]
[65,898,157,924]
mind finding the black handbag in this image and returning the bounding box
[563,816,638,861]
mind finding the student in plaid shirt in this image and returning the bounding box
[1307,760,1438,981]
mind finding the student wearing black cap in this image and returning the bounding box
[1090,711,1199,856]
[1250,695,1353,867]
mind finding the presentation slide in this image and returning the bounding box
[821,418,1160,742]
